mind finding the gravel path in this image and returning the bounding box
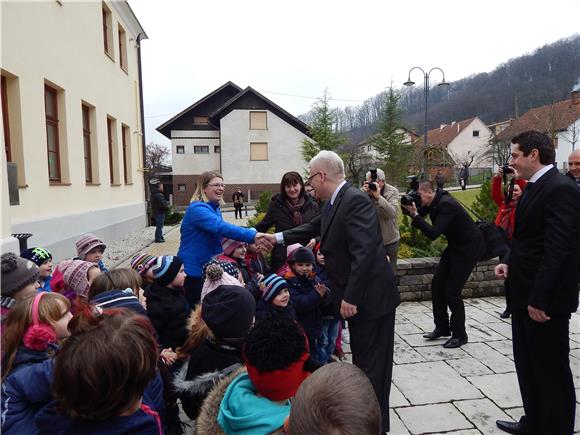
[102,225,178,268]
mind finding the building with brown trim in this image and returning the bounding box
[156,82,312,206]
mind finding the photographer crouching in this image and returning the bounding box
[362,169,400,271]
[401,181,484,348]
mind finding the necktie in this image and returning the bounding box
[323,201,333,216]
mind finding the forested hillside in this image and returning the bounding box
[301,35,580,144]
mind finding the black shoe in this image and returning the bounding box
[423,328,451,340]
[443,336,468,348]
[496,420,523,434]
[500,309,511,319]
[154,239,165,243]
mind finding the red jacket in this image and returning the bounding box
[492,175,527,240]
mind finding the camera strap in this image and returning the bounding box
[453,197,485,222]
[504,178,516,205]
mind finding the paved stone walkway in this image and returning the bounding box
[119,216,579,434]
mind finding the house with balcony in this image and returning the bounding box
[156,82,312,206]
[1,1,148,257]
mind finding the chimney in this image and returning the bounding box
[440,124,447,131]
[572,90,579,106]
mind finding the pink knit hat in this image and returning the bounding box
[286,243,302,260]
[221,238,246,257]
[200,262,241,302]
[59,259,98,297]
[76,233,106,260]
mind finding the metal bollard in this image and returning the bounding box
[11,233,33,254]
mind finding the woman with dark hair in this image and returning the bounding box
[178,171,265,307]
[255,171,320,271]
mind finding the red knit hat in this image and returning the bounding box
[221,238,246,257]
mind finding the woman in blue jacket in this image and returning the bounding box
[178,171,262,307]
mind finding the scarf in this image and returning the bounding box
[286,196,305,226]
[496,200,518,240]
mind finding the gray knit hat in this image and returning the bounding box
[1,252,40,297]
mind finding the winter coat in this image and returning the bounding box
[491,175,527,241]
[173,338,242,420]
[150,188,169,215]
[314,265,338,319]
[284,271,326,343]
[2,357,165,435]
[146,283,189,350]
[255,298,296,322]
[254,193,320,271]
[195,368,287,435]
[178,201,257,278]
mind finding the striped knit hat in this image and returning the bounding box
[130,254,157,277]
[221,238,246,257]
[59,259,98,297]
[259,274,289,302]
[75,233,106,259]
[151,256,183,287]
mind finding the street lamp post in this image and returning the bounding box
[404,67,449,178]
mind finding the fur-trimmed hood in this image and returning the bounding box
[173,360,242,398]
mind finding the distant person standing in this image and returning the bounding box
[566,148,580,188]
[150,179,169,243]
[232,188,245,219]
[458,164,469,190]
[435,169,446,189]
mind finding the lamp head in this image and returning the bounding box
[437,80,450,87]
[404,80,415,87]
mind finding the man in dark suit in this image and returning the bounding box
[495,130,580,435]
[402,181,484,348]
[260,150,400,433]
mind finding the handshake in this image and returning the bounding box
[255,232,277,252]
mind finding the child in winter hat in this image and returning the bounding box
[53,259,101,311]
[200,260,243,301]
[1,253,40,329]
[21,247,53,292]
[255,274,295,321]
[130,253,158,279]
[215,317,317,434]
[75,233,108,272]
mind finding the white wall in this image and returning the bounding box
[1,1,146,253]
[447,118,493,167]
[171,130,221,175]
[220,110,310,184]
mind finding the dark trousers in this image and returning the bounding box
[154,213,165,241]
[384,240,399,272]
[511,311,575,434]
[349,312,395,433]
[234,204,243,219]
[183,276,204,308]
[431,250,477,338]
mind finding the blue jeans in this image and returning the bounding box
[154,213,165,241]
[316,318,340,363]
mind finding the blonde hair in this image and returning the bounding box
[1,292,71,381]
[190,171,223,203]
[88,268,142,300]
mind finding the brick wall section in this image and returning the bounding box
[172,175,280,208]
[396,257,504,301]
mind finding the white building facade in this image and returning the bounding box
[1,1,148,258]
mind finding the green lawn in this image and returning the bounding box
[397,187,481,225]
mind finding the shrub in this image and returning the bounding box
[399,215,447,258]
[255,191,272,214]
[164,206,184,225]
[247,212,266,228]
[398,243,413,259]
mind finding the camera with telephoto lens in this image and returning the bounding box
[367,168,378,191]
[501,164,514,175]
[401,175,421,208]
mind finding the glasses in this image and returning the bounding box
[305,172,322,186]
[207,183,226,188]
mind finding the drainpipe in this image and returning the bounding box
[136,32,150,224]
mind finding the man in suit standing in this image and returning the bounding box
[495,130,580,435]
[260,151,400,433]
[402,181,484,348]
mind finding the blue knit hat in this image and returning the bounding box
[152,256,183,287]
[259,274,289,302]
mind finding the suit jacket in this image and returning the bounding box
[412,190,483,259]
[282,182,399,322]
[508,167,580,314]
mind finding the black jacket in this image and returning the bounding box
[145,283,189,350]
[255,193,320,271]
[507,167,580,313]
[412,189,484,259]
[282,183,399,322]
[150,188,169,214]
[255,298,296,321]
[173,339,242,420]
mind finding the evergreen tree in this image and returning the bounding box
[301,89,344,163]
[471,177,499,222]
[373,87,411,187]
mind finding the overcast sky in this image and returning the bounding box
[129,0,580,147]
